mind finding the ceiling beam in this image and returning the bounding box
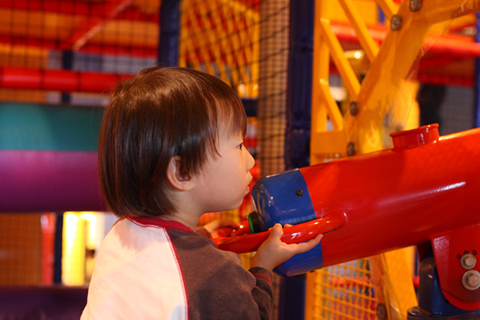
[68,0,135,50]
[0,0,158,22]
[0,34,157,58]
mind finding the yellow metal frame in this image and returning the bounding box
[311,0,479,157]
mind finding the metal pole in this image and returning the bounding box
[279,0,315,319]
[285,0,315,170]
[158,0,181,67]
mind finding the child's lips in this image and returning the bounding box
[246,177,253,194]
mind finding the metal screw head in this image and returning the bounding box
[410,0,422,12]
[295,189,303,197]
[347,142,355,157]
[461,253,477,270]
[390,15,402,31]
[376,303,387,320]
[350,101,358,116]
[463,270,480,290]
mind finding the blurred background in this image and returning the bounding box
[1,0,479,319]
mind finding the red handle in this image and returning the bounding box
[210,220,251,238]
[213,213,346,254]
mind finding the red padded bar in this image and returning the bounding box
[0,66,130,93]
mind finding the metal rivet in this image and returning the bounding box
[461,253,477,270]
[410,0,422,12]
[350,101,358,116]
[462,270,480,290]
[390,15,402,31]
[376,303,387,320]
[347,142,355,157]
[296,189,303,197]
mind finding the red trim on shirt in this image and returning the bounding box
[128,217,194,233]
[251,272,272,285]
[163,228,190,320]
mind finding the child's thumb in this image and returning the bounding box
[269,223,284,238]
[296,233,323,254]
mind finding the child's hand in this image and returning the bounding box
[250,223,323,272]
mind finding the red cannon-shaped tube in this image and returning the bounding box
[214,124,480,312]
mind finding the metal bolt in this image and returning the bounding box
[410,0,422,12]
[376,303,387,320]
[347,142,355,157]
[461,253,476,270]
[462,270,480,290]
[296,189,303,197]
[390,15,402,31]
[350,101,358,116]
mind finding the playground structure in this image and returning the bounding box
[215,123,480,318]
[1,0,480,319]
[305,1,480,319]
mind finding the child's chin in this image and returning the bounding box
[232,200,244,210]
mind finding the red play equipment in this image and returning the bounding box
[0,66,129,93]
[214,124,480,313]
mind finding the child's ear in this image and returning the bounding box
[166,156,195,191]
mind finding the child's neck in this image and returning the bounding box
[163,212,200,231]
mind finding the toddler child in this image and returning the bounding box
[81,67,322,320]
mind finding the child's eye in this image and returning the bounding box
[237,142,244,150]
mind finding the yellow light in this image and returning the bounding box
[80,212,97,249]
[63,212,105,285]
[63,212,85,285]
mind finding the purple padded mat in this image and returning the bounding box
[0,286,88,320]
[0,150,107,212]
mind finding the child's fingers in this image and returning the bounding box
[292,233,323,254]
[270,223,284,237]
[263,224,284,243]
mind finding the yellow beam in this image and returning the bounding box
[310,0,480,157]
[319,18,361,101]
[310,0,333,166]
[319,79,344,130]
[343,0,480,155]
[311,130,347,155]
[344,1,431,153]
[376,0,398,20]
[338,0,379,63]
[417,0,480,24]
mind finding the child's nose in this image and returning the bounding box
[245,149,255,170]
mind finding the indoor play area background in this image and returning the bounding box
[0,0,479,319]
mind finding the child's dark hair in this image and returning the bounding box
[98,67,247,218]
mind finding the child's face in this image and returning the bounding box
[193,124,255,213]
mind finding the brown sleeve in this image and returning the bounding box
[169,229,273,320]
[249,267,274,320]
